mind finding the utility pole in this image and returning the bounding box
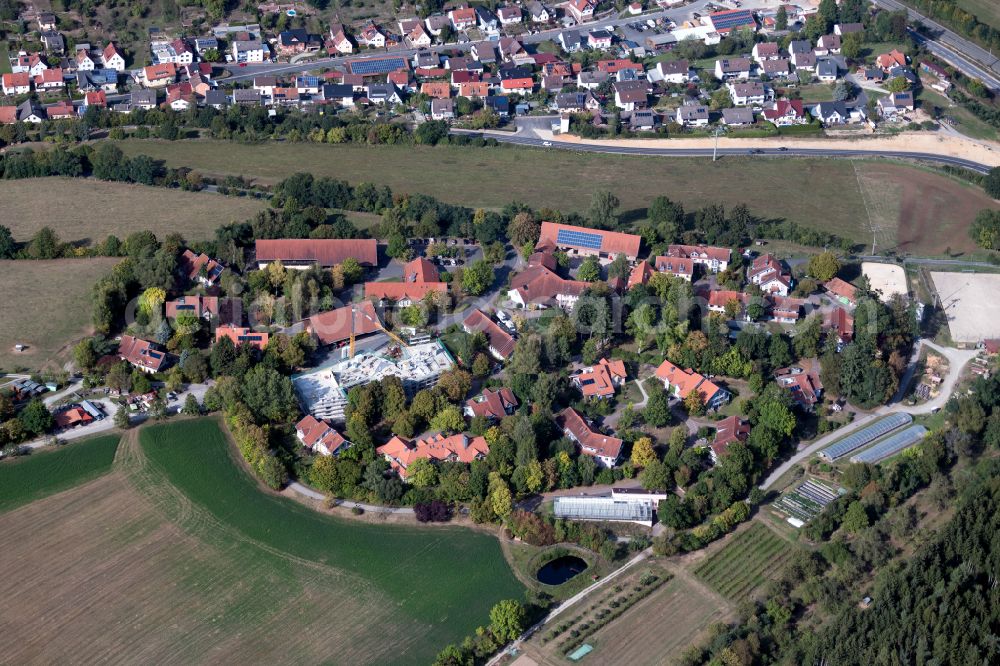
[713,126,721,162]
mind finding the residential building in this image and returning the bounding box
[76,48,96,71]
[449,6,477,31]
[676,104,710,127]
[762,98,806,125]
[232,89,262,106]
[295,414,351,456]
[571,358,628,400]
[714,57,752,79]
[722,107,755,125]
[506,258,589,310]
[559,30,583,53]
[464,388,519,420]
[711,415,750,462]
[40,32,65,54]
[654,255,694,281]
[179,249,224,285]
[254,239,377,269]
[824,277,857,307]
[654,359,731,409]
[627,260,655,288]
[761,58,791,78]
[817,59,838,82]
[278,29,320,56]
[752,42,781,63]
[365,281,447,307]
[431,97,455,120]
[774,365,823,409]
[102,43,126,71]
[1,72,30,95]
[141,63,177,88]
[538,221,641,261]
[748,254,792,295]
[232,40,266,64]
[35,67,65,92]
[613,79,648,111]
[823,306,854,343]
[305,301,382,347]
[165,294,218,320]
[812,100,851,125]
[16,99,45,123]
[667,244,731,272]
[46,101,76,119]
[378,432,489,480]
[815,34,841,55]
[359,23,386,49]
[876,49,907,71]
[588,30,613,50]
[498,6,522,25]
[648,59,690,83]
[728,81,766,106]
[556,407,623,468]
[791,51,817,71]
[328,25,354,54]
[216,325,269,351]
[463,308,516,360]
[566,0,596,24]
[118,335,169,373]
[708,8,757,35]
[528,1,551,23]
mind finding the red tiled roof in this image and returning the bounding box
[465,387,518,420]
[104,43,123,61]
[627,260,655,288]
[824,277,856,303]
[403,256,440,283]
[255,239,377,267]
[216,325,269,350]
[143,63,177,81]
[0,106,17,123]
[3,72,30,88]
[705,289,747,309]
[572,358,627,398]
[35,68,63,84]
[508,263,589,306]
[420,81,451,98]
[712,414,750,459]
[775,365,823,407]
[306,300,382,346]
[654,255,694,277]
[823,306,854,341]
[364,281,447,301]
[667,244,730,264]
[540,221,641,258]
[165,294,219,319]
[118,335,168,372]
[377,432,489,478]
[556,407,622,461]
[84,90,107,106]
[463,308,515,359]
[55,407,94,429]
[179,249,223,283]
[598,59,640,73]
[296,414,349,454]
[46,101,75,119]
[763,98,805,120]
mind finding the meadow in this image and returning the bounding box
[0,434,120,513]
[0,177,266,244]
[0,257,119,372]
[116,139,994,256]
[693,522,795,603]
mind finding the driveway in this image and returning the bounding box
[288,481,415,514]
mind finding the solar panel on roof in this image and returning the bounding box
[850,425,928,464]
[556,228,604,250]
[820,413,911,461]
[348,57,407,75]
[711,10,756,30]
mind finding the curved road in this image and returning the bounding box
[455,128,996,174]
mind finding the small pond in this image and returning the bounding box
[536,555,588,585]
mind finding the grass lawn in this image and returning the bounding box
[118,140,873,238]
[916,87,998,142]
[0,41,11,75]
[0,177,267,245]
[0,434,120,513]
[0,258,119,373]
[792,83,835,103]
[958,0,1000,29]
[693,522,795,602]
[140,418,524,664]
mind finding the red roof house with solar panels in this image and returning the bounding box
[215,326,270,351]
[118,335,170,373]
[708,9,758,35]
[538,221,641,261]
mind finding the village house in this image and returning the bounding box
[179,249,224,286]
[722,107,755,125]
[378,432,490,480]
[141,63,177,88]
[752,41,781,64]
[359,24,387,49]
[1,72,30,95]
[365,280,447,307]
[498,6,522,26]
[216,325,269,351]
[812,100,854,125]
[654,254,694,281]
[711,415,750,462]
[559,30,583,53]
[748,254,792,296]
[254,239,377,269]
[463,308,516,360]
[16,99,45,122]
[528,1,551,23]
[232,40,266,64]
[83,90,107,109]
[165,294,218,320]
[761,58,791,78]
[655,359,731,410]
[567,0,597,24]
[823,306,854,343]
[588,30,614,50]
[613,79,648,111]
[556,407,623,468]
[102,43,126,71]
[667,244,730,273]
[762,98,806,126]
[328,25,354,54]
[704,289,750,320]
[714,57,753,80]
[824,277,857,307]
[728,80,766,106]
[770,295,804,323]
[815,34,841,55]
[876,49,907,72]
[538,221,641,262]
[46,100,76,119]
[76,48,96,71]
[431,97,455,120]
[476,6,500,35]
[676,104,710,127]
[118,335,169,373]
[817,59,839,82]
[791,51,817,71]
[571,358,628,400]
[647,59,691,84]
[278,29,321,56]
[296,414,352,456]
[774,365,823,409]
[464,387,519,420]
[506,250,589,310]
[41,32,65,54]
[449,6,478,31]
[305,301,382,347]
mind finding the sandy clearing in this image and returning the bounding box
[931,271,1000,343]
[534,129,1000,168]
[863,262,909,301]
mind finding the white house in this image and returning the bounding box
[728,81,766,106]
[647,59,691,84]
[102,43,126,72]
[676,104,709,127]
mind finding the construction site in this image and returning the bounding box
[293,340,455,422]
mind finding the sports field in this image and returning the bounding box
[0,434,120,513]
[116,140,993,254]
[693,522,795,603]
[0,258,119,372]
[0,177,266,244]
[0,418,522,665]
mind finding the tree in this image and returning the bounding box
[842,500,870,533]
[0,224,15,259]
[472,353,491,378]
[588,190,620,229]
[73,337,97,370]
[711,87,733,110]
[507,211,540,248]
[407,457,439,488]
[114,405,130,429]
[462,259,493,295]
[437,368,472,402]
[20,399,54,436]
[684,389,706,416]
[630,436,657,468]
[984,167,1000,199]
[886,76,910,93]
[489,599,526,642]
[27,226,61,259]
[241,366,298,423]
[643,382,672,427]
[832,80,853,102]
[970,209,1000,250]
[577,256,601,282]
[488,472,513,518]
[841,32,862,60]
[808,251,841,281]
[640,460,673,491]
[430,405,466,433]
[775,5,788,30]
[182,393,201,415]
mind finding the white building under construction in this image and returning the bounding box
[293,340,455,421]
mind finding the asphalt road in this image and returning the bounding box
[872,0,1000,90]
[454,127,996,173]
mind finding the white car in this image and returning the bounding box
[542,141,552,147]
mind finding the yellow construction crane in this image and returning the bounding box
[348,303,409,358]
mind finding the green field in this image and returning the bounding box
[0,434,120,512]
[958,0,1000,31]
[140,418,524,664]
[0,41,11,75]
[693,522,795,602]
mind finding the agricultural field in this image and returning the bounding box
[116,140,991,254]
[693,522,795,603]
[0,419,523,665]
[581,573,733,666]
[0,258,119,373]
[771,478,843,527]
[0,434,120,513]
[958,0,1000,32]
[0,177,266,245]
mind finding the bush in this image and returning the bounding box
[414,500,453,522]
